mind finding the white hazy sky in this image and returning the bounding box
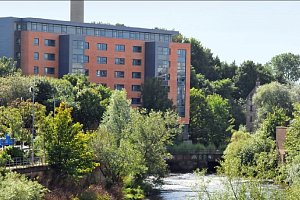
[1,1,300,65]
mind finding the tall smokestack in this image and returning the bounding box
[70,0,84,23]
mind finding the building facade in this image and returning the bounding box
[245,80,260,133]
[0,17,191,133]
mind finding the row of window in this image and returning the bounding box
[107,84,142,92]
[96,70,142,79]
[34,38,56,47]
[72,41,142,53]
[19,22,173,43]
[94,57,142,65]
[33,66,55,75]
[34,52,55,61]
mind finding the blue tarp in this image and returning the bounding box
[0,134,14,147]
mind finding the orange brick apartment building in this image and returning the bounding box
[0,17,190,136]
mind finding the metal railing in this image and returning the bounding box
[5,157,47,169]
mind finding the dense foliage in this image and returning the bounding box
[41,103,97,178]
[92,90,182,193]
[189,88,233,147]
[0,172,48,200]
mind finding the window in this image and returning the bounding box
[132,59,142,66]
[117,31,123,38]
[114,84,124,90]
[16,52,21,60]
[115,58,125,65]
[115,71,125,78]
[97,43,107,51]
[250,105,253,112]
[34,66,39,74]
[16,24,21,31]
[84,42,89,49]
[76,27,83,35]
[44,39,55,46]
[44,67,55,74]
[178,49,186,57]
[73,54,84,63]
[132,72,141,79]
[158,60,169,69]
[115,44,125,52]
[16,38,21,45]
[101,83,107,87]
[133,46,142,53]
[130,32,139,40]
[97,57,107,64]
[42,24,48,32]
[95,29,100,36]
[34,52,39,60]
[85,69,89,76]
[34,38,39,46]
[61,26,67,33]
[44,53,55,61]
[131,98,141,105]
[132,85,141,92]
[48,24,54,32]
[73,40,84,49]
[96,70,107,77]
[158,47,170,55]
[84,55,89,63]
[31,23,37,31]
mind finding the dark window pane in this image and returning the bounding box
[132,72,141,79]
[44,67,55,74]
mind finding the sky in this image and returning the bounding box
[1,1,300,65]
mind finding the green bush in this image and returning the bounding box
[0,150,11,166]
[0,172,48,200]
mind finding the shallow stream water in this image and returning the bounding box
[147,173,226,200]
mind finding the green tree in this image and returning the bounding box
[189,88,212,144]
[207,94,233,148]
[189,89,233,147]
[233,60,274,99]
[91,127,145,185]
[92,90,145,185]
[188,38,219,81]
[102,90,131,142]
[0,172,48,200]
[267,53,300,84]
[74,87,106,130]
[92,90,181,187]
[0,75,33,106]
[42,102,97,178]
[285,103,300,163]
[62,74,111,130]
[253,82,293,122]
[141,77,174,112]
[0,57,20,77]
[125,109,182,182]
[215,61,238,80]
[211,78,236,100]
[258,107,289,140]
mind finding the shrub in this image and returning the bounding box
[0,172,48,200]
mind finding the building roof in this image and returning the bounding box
[13,17,179,36]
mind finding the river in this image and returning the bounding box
[147,173,280,200]
[147,173,227,200]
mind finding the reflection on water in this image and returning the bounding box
[147,173,226,200]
